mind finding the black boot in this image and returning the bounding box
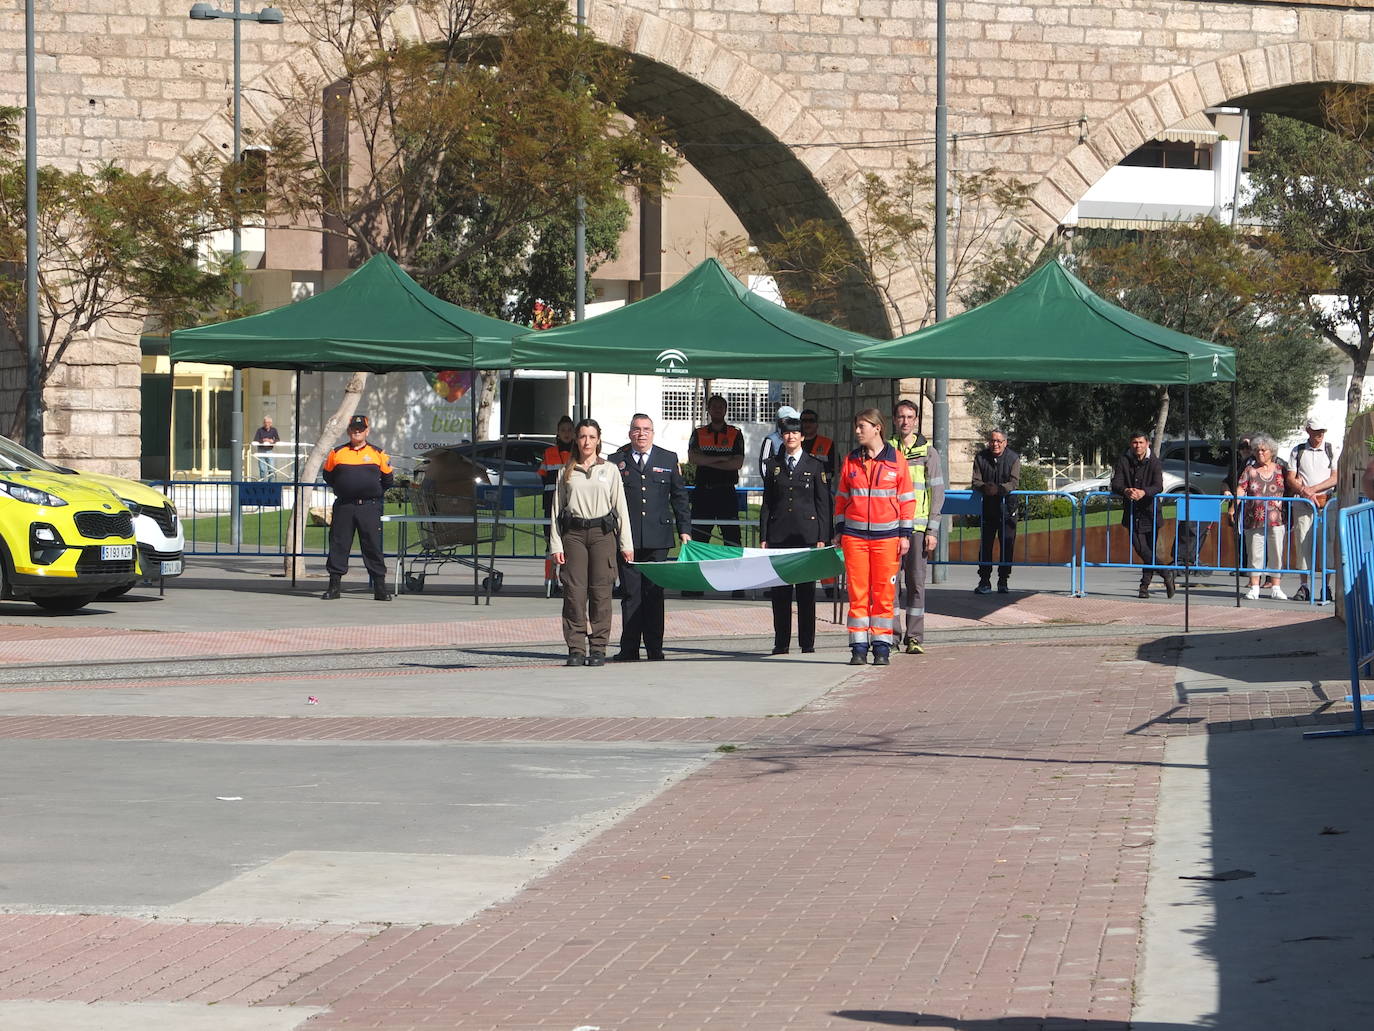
[321,574,342,600]
[372,578,392,602]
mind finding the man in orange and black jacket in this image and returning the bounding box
[321,414,394,601]
[686,394,746,597]
[539,416,576,593]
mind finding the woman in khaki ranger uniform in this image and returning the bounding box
[549,419,634,667]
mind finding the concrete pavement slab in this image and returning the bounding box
[0,1001,323,1030]
[1133,729,1374,1031]
[166,851,557,925]
[0,646,859,719]
[0,739,712,919]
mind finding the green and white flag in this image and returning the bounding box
[636,540,844,593]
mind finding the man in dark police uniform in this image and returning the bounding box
[321,414,394,601]
[610,413,691,661]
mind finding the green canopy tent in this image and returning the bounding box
[510,257,877,383]
[170,253,523,600]
[852,259,1239,628]
[851,259,1236,384]
[171,252,519,371]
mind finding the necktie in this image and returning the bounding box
[787,455,796,474]
[637,452,646,472]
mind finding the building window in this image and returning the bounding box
[661,381,698,422]
[1119,141,1212,171]
[660,379,792,423]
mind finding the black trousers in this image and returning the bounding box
[770,581,816,651]
[1129,517,1161,579]
[327,498,386,580]
[977,506,1017,581]
[618,546,668,655]
[691,487,741,547]
[1171,521,1208,567]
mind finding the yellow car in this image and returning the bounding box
[0,435,184,597]
[0,466,139,613]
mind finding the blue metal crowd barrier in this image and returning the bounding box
[1076,492,1326,604]
[159,478,1340,610]
[940,489,1079,594]
[157,479,774,560]
[1306,499,1374,739]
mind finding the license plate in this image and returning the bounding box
[160,560,183,576]
[101,545,133,561]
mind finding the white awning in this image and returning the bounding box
[1155,113,1219,145]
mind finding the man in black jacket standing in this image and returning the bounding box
[1110,432,1173,598]
[759,415,832,655]
[971,429,1021,594]
[611,414,691,661]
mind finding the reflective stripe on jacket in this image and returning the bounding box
[541,443,572,492]
[834,444,916,539]
[887,435,944,534]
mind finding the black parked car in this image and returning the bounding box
[418,438,555,489]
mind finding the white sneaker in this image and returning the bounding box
[1270,585,1288,600]
[1245,585,1260,600]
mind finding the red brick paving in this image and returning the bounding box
[0,591,1322,664]
[0,916,371,1005]
[250,642,1176,1029]
[0,612,1348,1029]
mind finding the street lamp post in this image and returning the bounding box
[931,0,950,583]
[24,0,41,452]
[188,2,283,545]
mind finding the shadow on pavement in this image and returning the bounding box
[731,730,1207,779]
[834,1010,1193,1028]
[1138,619,1350,701]
[1133,727,1374,1030]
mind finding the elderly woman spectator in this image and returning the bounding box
[1235,433,1288,600]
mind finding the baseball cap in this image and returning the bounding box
[347,414,370,432]
[776,405,800,422]
[1304,416,1327,432]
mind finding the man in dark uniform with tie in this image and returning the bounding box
[759,415,832,655]
[610,413,691,661]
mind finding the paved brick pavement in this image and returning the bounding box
[1,623,1352,1029]
[0,590,1321,665]
[0,564,1349,1031]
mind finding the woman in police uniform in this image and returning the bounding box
[759,416,832,655]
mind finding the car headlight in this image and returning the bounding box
[0,480,69,507]
[118,497,143,517]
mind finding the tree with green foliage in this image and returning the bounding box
[0,107,240,442]
[415,192,631,436]
[257,0,676,573]
[265,0,673,271]
[965,221,1331,461]
[719,160,1036,336]
[1245,96,1374,418]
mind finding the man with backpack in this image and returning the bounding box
[1286,417,1338,602]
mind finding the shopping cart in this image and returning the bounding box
[400,454,506,594]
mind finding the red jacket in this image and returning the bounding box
[834,444,915,540]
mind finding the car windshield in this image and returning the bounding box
[0,435,64,474]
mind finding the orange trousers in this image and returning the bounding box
[843,535,901,649]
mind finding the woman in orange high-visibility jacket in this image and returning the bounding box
[833,408,915,666]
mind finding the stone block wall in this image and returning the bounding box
[0,1,1368,471]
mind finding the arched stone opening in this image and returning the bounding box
[1030,40,1374,238]
[617,54,889,336]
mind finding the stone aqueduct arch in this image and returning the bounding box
[4,0,1374,471]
